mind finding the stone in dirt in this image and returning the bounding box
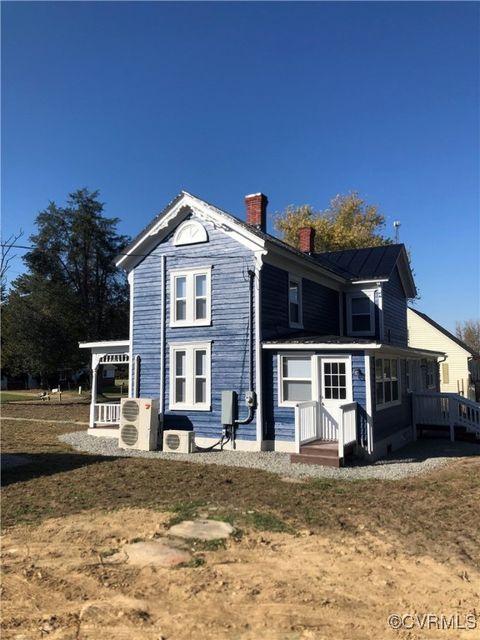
[121,541,191,567]
[168,519,234,540]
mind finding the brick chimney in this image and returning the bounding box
[245,193,268,232]
[298,226,316,253]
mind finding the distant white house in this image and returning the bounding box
[407,307,480,401]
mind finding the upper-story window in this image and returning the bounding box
[346,292,375,336]
[288,276,303,328]
[170,267,211,327]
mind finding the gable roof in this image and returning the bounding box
[408,307,479,357]
[116,191,416,296]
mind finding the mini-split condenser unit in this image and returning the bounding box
[163,430,195,454]
[118,398,160,451]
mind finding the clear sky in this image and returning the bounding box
[2,1,479,332]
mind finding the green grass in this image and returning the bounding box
[167,500,205,526]
[0,392,37,403]
[247,511,296,534]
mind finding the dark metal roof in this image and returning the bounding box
[312,244,405,280]
[409,307,480,357]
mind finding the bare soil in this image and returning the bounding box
[2,404,480,639]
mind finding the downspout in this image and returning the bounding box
[159,255,166,417]
[233,269,257,431]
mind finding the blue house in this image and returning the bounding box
[82,191,446,465]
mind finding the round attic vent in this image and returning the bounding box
[122,400,139,422]
[166,433,181,451]
[120,424,138,447]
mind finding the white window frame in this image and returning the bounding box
[278,353,312,407]
[346,291,375,337]
[170,266,212,327]
[169,342,211,411]
[288,275,303,329]
[375,357,401,410]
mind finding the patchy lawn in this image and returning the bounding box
[1,404,479,639]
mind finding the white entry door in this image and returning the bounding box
[317,357,352,441]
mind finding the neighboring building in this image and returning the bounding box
[82,191,443,463]
[408,307,480,401]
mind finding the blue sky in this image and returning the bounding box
[2,1,479,332]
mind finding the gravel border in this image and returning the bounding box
[59,431,480,481]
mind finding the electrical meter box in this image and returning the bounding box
[221,390,236,425]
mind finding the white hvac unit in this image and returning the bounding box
[163,430,195,454]
[118,397,160,451]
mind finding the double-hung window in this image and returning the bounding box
[279,355,312,405]
[170,342,211,410]
[347,292,375,336]
[375,358,400,408]
[170,267,211,327]
[288,276,302,328]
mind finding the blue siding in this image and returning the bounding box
[352,353,368,445]
[132,214,257,441]
[261,263,340,339]
[263,351,367,444]
[382,267,408,346]
[372,357,411,441]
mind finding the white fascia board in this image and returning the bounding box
[79,340,130,349]
[351,278,388,285]
[262,342,380,351]
[365,345,446,358]
[116,192,266,271]
[263,247,345,291]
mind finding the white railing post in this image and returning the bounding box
[295,404,301,453]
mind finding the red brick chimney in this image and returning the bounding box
[298,226,316,253]
[245,193,268,232]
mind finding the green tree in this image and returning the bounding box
[2,189,130,384]
[456,320,480,354]
[275,192,392,252]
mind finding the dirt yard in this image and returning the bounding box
[1,404,479,639]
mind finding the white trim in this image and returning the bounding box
[346,290,376,337]
[173,219,208,246]
[264,342,380,351]
[377,285,384,341]
[261,439,297,453]
[170,266,212,328]
[169,341,212,411]
[194,436,262,452]
[254,251,265,444]
[374,356,401,410]
[263,251,344,291]
[159,255,166,414]
[364,354,373,454]
[288,274,303,329]
[352,278,389,285]
[319,355,352,404]
[79,340,130,349]
[116,192,266,270]
[128,270,134,396]
[278,353,314,407]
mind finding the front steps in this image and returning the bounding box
[290,440,341,467]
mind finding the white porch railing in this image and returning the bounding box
[338,402,357,459]
[412,392,480,441]
[94,402,121,425]
[295,400,358,457]
[295,400,319,452]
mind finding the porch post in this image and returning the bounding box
[89,355,99,429]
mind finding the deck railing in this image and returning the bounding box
[295,400,319,452]
[94,402,121,425]
[412,392,480,441]
[338,402,357,459]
